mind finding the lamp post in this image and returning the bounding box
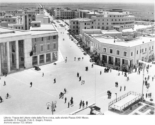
[115,93,117,102]
[46,101,56,115]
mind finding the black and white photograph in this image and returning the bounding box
[0,0,155,124]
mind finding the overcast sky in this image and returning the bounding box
[0,0,154,3]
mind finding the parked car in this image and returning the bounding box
[34,66,41,71]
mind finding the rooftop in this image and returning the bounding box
[30,24,56,31]
[94,35,154,47]
[71,18,92,22]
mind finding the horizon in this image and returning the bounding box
[0,0,154,4]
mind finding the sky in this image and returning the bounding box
[0,0,154,3]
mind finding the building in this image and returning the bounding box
[70,9,135,34]
[54,8,78,19]
[81,30,155,71]
[0,14,17,24]
[70,18,94,34]
[0,23,58,76]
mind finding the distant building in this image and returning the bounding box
[54,8,78,19]
[0,23,58,76]
[70,9,135,34]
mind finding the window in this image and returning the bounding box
[103,48,106,52]
[41,45,44,51]
[42,37,44,41]
[131,52,133,56]
[47,44,50,50]
[53,36,56,39]
[117,50,119,55]
[46,53,51,62]
[124,52,127,56]
[53,43,56,49]
[110,49,113,54]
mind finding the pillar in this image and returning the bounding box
[113,57,115,66]
[0,54,1,75]
[51,52,53,62]
[120,58,122,67]
[7,42,10,73]
[107,55,109,64]
[44,53,46,63]
[37,55,40,65]
[16,40,19,69]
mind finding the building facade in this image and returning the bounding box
[82,31,155,71]
[0,25,58,76]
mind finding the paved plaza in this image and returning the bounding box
[0,20,155,115]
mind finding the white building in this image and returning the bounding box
[0,23,58,76]
[82,30,155,71]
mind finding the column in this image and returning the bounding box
[16,40,19,69]
[113,57,115,66]
[107,55,109,64]
[0,54,1,75]
[120,58,122,67]
[37,55,40,65]
[51,52,53,62]
[7,42,10,73]
[44,53,46,63]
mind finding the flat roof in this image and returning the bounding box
[94,35,154,47]
[30,24,56,31]
[71,18,92,22]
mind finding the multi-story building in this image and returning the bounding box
[82,30,155,71]
[0,14,17,24]
[70,9,135,34]
[0,23,58,76]
[54,8,78,19]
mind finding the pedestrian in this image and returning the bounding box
[68,102,70,108]
[124,86,126,91]
[54,78,56,83]
[79,100,82,109]
[6,93,9,99]
[92,64,93,68]
[4,81,6,86]
[115,82,118,87]
[82,57,84,60]
[81,80,85,85]
[30,82,32,87]
[0,96,3,103]
[42,73,44,77]
[79,76,81,81]
[86,101,88,107]
[64,88,67,94]
[82,101,85,108]
[77,72,79,77]
[100,71,102,75]
[64,97,67,103]
[74,57,76,61]
[120,86,122,92]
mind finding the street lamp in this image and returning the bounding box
[46,101,56,115]
[115,93,117,102]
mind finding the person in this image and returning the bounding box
[81,80,85,85]
[4,81,6,86]
[79,76,81,81]
[64,97,67,103]
[74,57,76,61]
[64,88,67,94]
[54,78,56,83]
[86,101,88,107]
[77,72,79,77]
[68,102,70,108]
[120,86,122,92]
[0,96,3,103]
[42,73,44,77]
[6,93,9,99]
[92,64,93,68]
[115,82,118,87]
[82,101,85,108]
[79,100,82,109]
[30,82,32,87]
[100,71,102,75]
[82,57,84,60]
[124,86,126,91]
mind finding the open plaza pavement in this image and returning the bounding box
[0,20,154,115]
